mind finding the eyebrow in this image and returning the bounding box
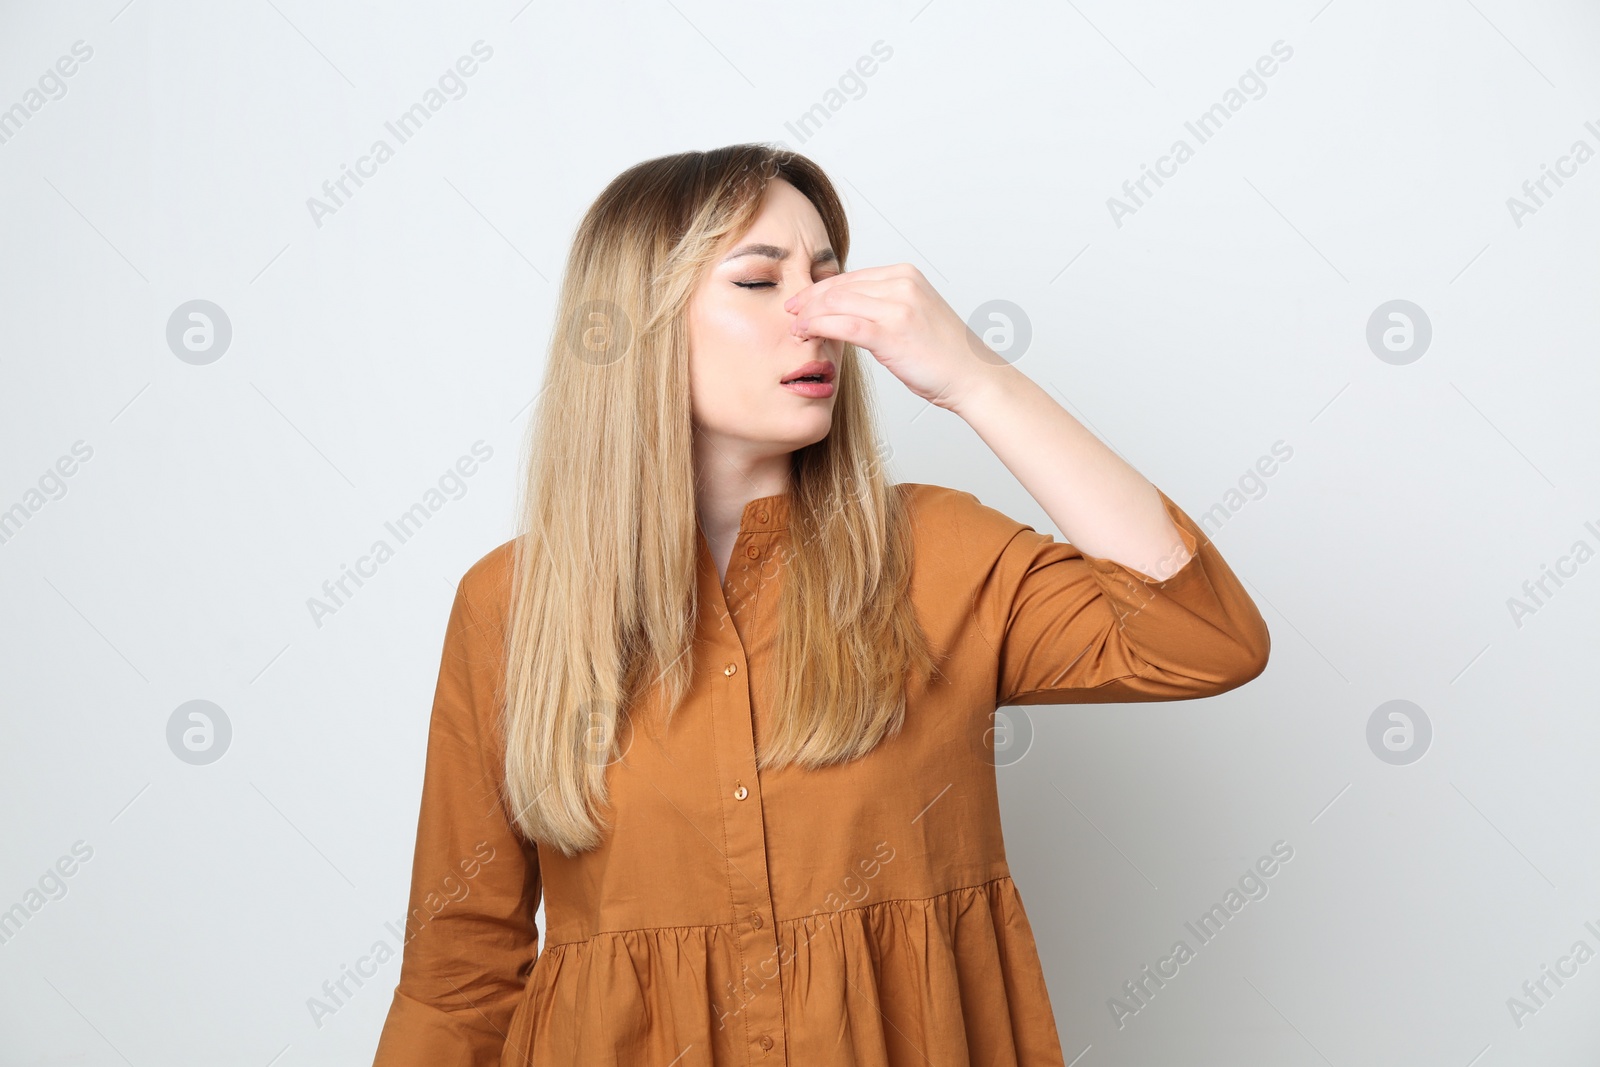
[721,243,839,268]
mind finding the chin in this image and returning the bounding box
[777,413,833,450]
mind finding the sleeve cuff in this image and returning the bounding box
[372,986,511,1067]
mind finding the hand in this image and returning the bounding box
[784,263,1003,411]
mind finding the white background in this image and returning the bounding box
[2,0,1598,1063]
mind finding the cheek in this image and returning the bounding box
[693,300,783,392]
[689,299,784,427]
[700,297,776,351]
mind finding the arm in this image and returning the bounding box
[786,263,1190,581]
[372,576,542,1065]
[946,360,1193,583]
[936,362,1269,704]
[780,261,1267,702]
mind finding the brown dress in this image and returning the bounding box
[371,482,1270,1066]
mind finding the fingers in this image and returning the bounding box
[788,278,914,327]
[790,289,899,336]
[792,313,872,346]
[784,263,919,315]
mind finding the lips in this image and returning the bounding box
[780,360,835,385]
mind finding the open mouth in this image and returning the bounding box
[780,360,836,385]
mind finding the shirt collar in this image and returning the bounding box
[739,492,789,532]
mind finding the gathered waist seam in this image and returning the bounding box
[542,872,1020,950]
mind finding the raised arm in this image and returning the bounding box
[781,262,1270,702]
[945,357,1197,583]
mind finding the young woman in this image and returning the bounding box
[371,143,1270,1066]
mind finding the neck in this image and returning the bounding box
[693,446,789,541]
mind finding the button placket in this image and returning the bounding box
[723,533,766,647]
[710,573,789,1064]
[700,498,794,1062]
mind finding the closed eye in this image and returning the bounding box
[735,273,838,290]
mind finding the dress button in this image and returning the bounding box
[757,510,769,523]
[759,1034,773,1050]
[733,783,748,800]
[751,912,763,928]
[724,663,737,676]
[746,545,760,559]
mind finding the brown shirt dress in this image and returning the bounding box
[371,481,1271,1066]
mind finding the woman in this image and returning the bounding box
[371,143,1270,1066]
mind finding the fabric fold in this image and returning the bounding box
[502,877,1065,1066]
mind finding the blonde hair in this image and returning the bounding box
[502,143,937,856]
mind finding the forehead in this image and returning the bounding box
[736,179,828,242]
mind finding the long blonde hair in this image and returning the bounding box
[502,143,937,857]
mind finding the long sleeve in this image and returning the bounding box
[953,484,1271,706]
[372,573,542,1066]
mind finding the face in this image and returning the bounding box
[686,178,843,473]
